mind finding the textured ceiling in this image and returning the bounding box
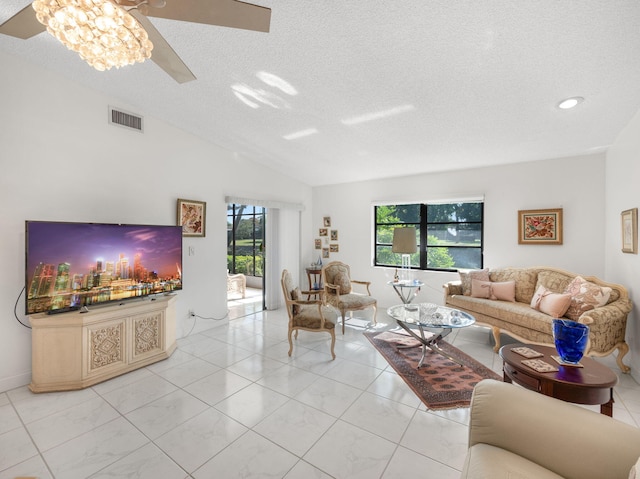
[2,1,640,186]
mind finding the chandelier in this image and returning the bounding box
[32,0,153,71]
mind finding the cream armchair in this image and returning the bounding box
[227,270,246,299]
[281,269,337,359]
[462,379,640,479]
[321,261,377,334]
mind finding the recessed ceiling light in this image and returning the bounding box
[557,97,584,109]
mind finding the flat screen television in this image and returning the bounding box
[25,221,182,315]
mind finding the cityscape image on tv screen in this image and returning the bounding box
[26,221,183,314]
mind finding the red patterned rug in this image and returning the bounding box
[364,329,501,410]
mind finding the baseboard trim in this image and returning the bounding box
[0,371,31,394]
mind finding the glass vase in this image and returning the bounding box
[552,319,589,364]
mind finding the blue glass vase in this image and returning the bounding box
[552,319,589,364]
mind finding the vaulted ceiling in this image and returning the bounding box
[2,1,640,186]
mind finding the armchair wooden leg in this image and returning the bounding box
[329,330,336,360]
[371,304,377,325]
[288,328,294,357]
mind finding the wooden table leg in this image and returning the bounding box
[600,388,614,417]
[503,366,512,384]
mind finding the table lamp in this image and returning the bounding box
[392,227,417,280]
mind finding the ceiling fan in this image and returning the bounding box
[0,0,271,83]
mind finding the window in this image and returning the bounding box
[374,201,483,271]
[227,204,264,276]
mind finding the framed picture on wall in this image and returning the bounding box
[330,244,339,253]
[319,228,328,236]
[621,208,638,254]
[518,208,563,245]
[323,216,331,227]
[177,198,206,237]
[315,239,322,249]
[330,230,338,241]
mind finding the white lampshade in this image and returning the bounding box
[392,227,417,254]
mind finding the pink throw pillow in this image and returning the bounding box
[471,280,516,302]
[563,276,612,320]
[530,285,572,317]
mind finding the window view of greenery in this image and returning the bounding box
[375,202,483,271]
[227,204,264,276]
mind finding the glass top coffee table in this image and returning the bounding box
[387,303,475,368]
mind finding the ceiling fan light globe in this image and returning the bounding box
[117,26,131,41]
[101,1,116,17]
[65,30,80,44]
[122,13,136,29]
[92,59,106,71]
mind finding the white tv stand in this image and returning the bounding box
[29,295,177,393]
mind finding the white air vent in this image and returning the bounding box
[108,106,143,133]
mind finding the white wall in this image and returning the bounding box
[0,51,312,392]
[312,154,606,312]
[606,108,640,382]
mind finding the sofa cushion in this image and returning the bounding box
[462,443,564,479]
[530,285,572,318]
[536,269,574,293]
[447,295,553,335]
[564,276,612,320]
[459,268,490,295]
[489,268,538,303]
[471,280,516,302]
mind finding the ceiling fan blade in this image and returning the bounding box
[145,0,270,33]
[0,3,46,39]
[130,9,196,84]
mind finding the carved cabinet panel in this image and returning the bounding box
[131,311,164,363]
[87,320,125,375]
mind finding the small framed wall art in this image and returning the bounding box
[177,198,206,237]
[621,208,638,254]
[518,208,563,245]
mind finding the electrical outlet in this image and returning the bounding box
[188,309,195,317]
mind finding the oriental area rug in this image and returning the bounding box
[364,329,501,410]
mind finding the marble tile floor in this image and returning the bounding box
[227,287,264,321]
[2,305,639,479]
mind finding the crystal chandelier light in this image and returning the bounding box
[32,0,153,72]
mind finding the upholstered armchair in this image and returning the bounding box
[321,261,377,334]
[281,269,337,359]
[462,379,640,478]
[227,270,246,298]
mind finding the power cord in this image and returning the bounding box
[184,310,229,336]
[14,287,32,329]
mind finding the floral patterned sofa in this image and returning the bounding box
[443,267,632,372]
